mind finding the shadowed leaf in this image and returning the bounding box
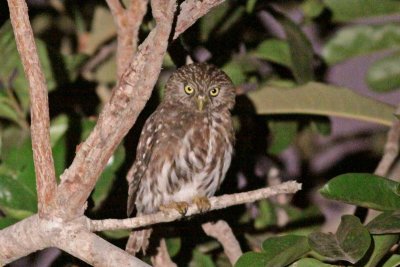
[367,211,400,234]
[309,215,371,264]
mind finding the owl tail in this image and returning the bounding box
[126,228,153,255]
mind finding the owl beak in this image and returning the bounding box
[196,96,207,111]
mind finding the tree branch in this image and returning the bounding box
[0,215,150,267]
[174,0,225,39]
[54,0,177,220]
[374,105,400,177]
[106,0,148,77]
[54,226,150,267]
[7,0,57,218]
[0,215,49,265]
[364,105,400,223]
[151,239,177,267]
[202,220,242,265]
[88,181,302,231]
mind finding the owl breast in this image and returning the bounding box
[136,111,233,214]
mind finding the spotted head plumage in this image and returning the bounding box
[164,63,235,112]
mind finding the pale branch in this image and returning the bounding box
[106,0,148,77]
[54,226,150,267]
[125,0,148,71]
[54,0,177,220]
[202,220,242,265]
[174,0,225,39]
[7,0,57,218]
[365,105,400,223]
[0,215,150,267]
[0,215,49,265]
[88,181,301,232]
[105,0,124,18]
[375,105,400,177]
[151,239,177,267]
[81,40,117,75]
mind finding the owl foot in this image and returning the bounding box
[159,201,189,215]
[193,196,211,213]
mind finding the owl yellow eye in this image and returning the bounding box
[184,85,194,95]
[209,87,220,97]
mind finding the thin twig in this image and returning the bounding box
[81,40,117,75]
[202,220,242,265]
[7,0,57,218]
[88,181,301,231]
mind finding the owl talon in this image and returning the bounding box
[193,196,211,213]
[159,201,189,215]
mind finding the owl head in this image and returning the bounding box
[164,63,235,112]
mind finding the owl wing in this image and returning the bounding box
[127,113,159,216]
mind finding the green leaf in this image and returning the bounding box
[246,0,258,14]
[236,235,310,267]
[0,96,21,125]
[101,229,130,239]
[0,20,87,115]
[254,199,277,229]
[301,0,325,19]
[64,53,89,81]
[217,6,245,36]
[52,131,67,179]
[271,9,315,84]
[92,144,125,210]
[0,216,18,229]
[309,117,331,136]
[364,235,399,267]
[199,2,229,42]
[235,252,269,267]
[0,171,37,219]
[367,211,400,234]
[290,258,335,267]
[165,237,181,258]
[223,60,246,85]
[192,250,216,267]
[50,115,69,147]
[0,21,30,112]
[367,52,400,92]
[2,138,36,192]
[309,215,371,264]
[253,39,291,68]
[282,204,322,225]
[267,120,298,155]
[320,173,400,211]
[323,0,400,22]
[322,24,400,65]
[247,82,395,126]
[383,254,400,267]
[261,235,310,267]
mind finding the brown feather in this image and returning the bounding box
[126,63,235,255]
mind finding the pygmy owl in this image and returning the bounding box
[126,63,235,255]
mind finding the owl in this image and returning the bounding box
[126,63,235,255]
